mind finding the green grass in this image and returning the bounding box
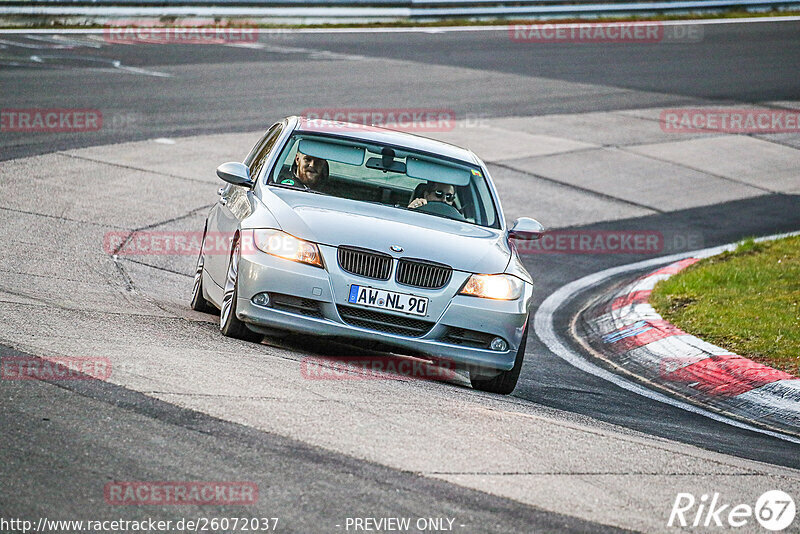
[650,235,800,376]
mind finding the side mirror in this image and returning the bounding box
[508,217,545,240]
[216,162,253,187]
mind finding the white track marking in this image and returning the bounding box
[112,61,172,77]
[224,41,364,60]
[26,53,171,76]
[224,41,269,49]
[533,230,800,444]
[0,16,798,35]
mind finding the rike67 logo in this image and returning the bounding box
[668,490,796,531]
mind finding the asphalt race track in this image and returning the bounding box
[1,19,800,533]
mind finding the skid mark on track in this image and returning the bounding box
[56,152,204,183]
[27,34,104,48]
[0,36,170,76]
[225,41,364,61]
[0,37,74,49]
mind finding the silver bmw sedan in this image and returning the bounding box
[191,116,544,394]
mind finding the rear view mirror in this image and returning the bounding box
[216,162,253,187]
[365,148,406,173]
[509,217,545,240]
[366,157,406,173]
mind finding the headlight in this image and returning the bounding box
[459,274,524,300]
[252,229,323,268]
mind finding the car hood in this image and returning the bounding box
[255,188,511,274]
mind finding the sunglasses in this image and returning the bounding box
[433,190,455,202]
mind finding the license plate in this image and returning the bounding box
[347,285,428,317]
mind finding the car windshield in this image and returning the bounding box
[267,133,500,228]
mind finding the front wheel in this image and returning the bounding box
[220,239,262,342]
[470,321,528,395]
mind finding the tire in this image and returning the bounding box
[220,239,262,342]
[470,321,528,395]
[190,231,215,313]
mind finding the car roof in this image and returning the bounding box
[292,116,481,166]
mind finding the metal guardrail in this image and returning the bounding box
[420,0,800,16]
[1,0,798,18]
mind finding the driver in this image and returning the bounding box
[277,151,330,190]
[408,181,456,210]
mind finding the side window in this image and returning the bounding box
[243,129,271,168]
[246,123,283,181]
[474,176,498,228]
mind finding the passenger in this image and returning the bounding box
[408,181,456,210]
[277,151,329,189]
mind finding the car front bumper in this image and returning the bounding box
[234,245,532,372]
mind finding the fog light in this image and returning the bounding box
[252,293,270,307]
[490,337,508,351]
